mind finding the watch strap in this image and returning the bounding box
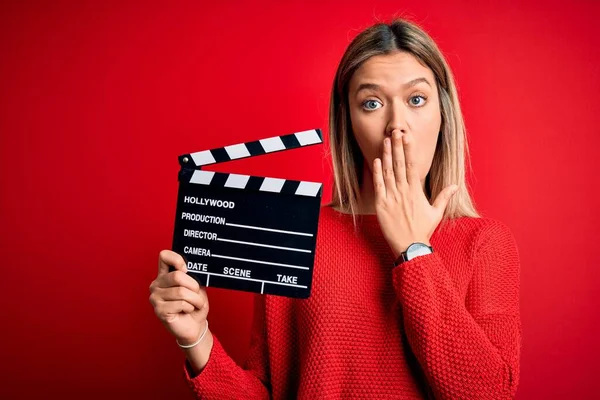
[394,243,433,267]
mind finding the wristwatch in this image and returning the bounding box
[394,242,433,266]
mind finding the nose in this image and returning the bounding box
[385,101,408,137]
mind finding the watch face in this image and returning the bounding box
[406,243,432,260]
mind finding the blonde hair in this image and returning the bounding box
[327,18,480,225]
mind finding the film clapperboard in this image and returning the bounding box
[171,129,323,299]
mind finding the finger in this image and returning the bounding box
[158,270,202,293]
[159,286,207,310]
[373,158,386,199]
[382,137,397,193]
[402,133,420,187]
[391,130,408,189]
[155,299,196,320]
[433,184,459,212]
[158,250,186,276]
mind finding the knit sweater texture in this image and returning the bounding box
[183,205,522,399]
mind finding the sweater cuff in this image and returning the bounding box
[391,251,439,293]
[183,334,226,393]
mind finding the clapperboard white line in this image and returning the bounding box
[211,254,309,270]
[206,274,210,286]
[188,271,308,289]
[261,282,265,294]
[225,222,313,237]
[216,237,311,253]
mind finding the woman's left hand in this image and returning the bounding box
[373,130,459,259]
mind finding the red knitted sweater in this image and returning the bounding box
[184,205,521,399]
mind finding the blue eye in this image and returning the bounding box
[362,100,382,111]
[410,95,427,107]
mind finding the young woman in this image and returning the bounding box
[149,18,521,399]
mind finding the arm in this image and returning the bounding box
[183,294,271,400]
[393,221,521,399]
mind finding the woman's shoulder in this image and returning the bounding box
[316,203,380,229]
[317,203,347,226]
[441,216,517,251]
[444,215,512,232]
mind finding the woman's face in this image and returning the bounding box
[348,51,442,187]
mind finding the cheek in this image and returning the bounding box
[416,106,442,170]
[416,132,440,177]
[418,103,442,133]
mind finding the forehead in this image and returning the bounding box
[350,51,435,89]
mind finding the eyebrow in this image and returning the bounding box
[355,77,432,95]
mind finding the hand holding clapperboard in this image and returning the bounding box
[171,129,323,299]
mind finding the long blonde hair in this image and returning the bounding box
[328,18,480,225]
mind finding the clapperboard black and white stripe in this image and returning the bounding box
[171,129,323,299]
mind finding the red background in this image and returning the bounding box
[1,1,599,398]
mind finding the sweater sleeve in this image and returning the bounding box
[392,220,521,400]
[183,294,271,399]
